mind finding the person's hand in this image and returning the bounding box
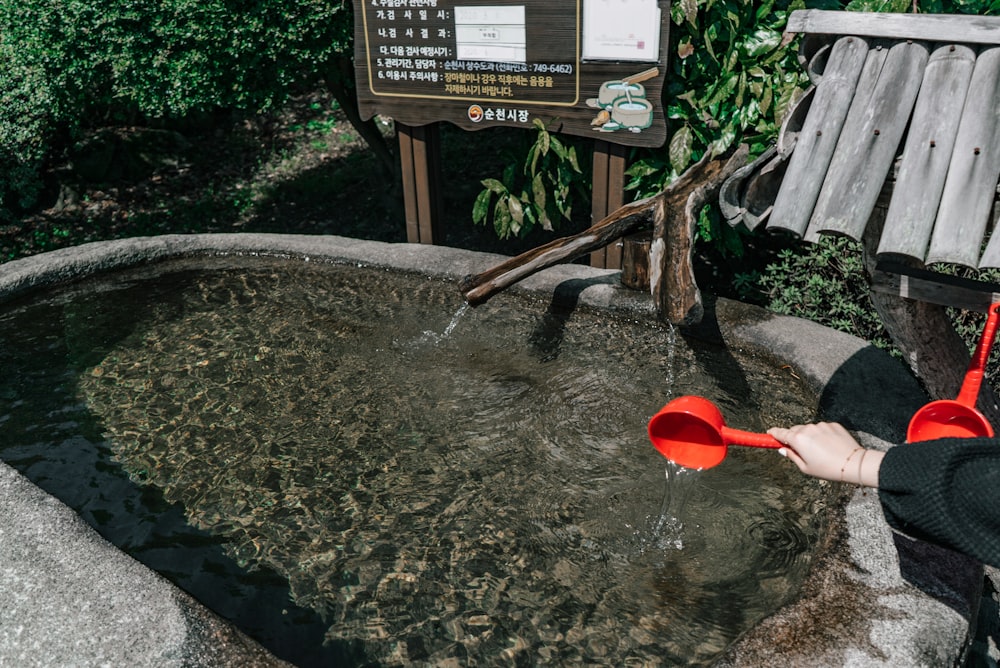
[768,422,883,486]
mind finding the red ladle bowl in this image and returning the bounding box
[648,395,783,469]
[906,302,1000,442]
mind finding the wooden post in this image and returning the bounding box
[620,231,652,291]
[397,123,443,244]
[590,140,628,269]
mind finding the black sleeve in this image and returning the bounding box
[877,437,1000,568]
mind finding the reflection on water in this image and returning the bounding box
[0,257,827,666]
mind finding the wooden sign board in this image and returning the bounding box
[353,0,669,148]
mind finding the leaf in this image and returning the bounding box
[774,84,804,125]
[536,125,550,157]
[708,126,736,156]
[565,144,582,173]
[669,125,694,174]
[704,27,718,62]
[703,74,737,107]
[480,178,507,195]
[493,198,512,238]
[508,195,525,226]
[549,133,568,161]
[759,82,773,117]
[502,163,517,185]
[525,144,538,176]
[531,171,547,214]
[472,188,492,224]
[681,0,698,25]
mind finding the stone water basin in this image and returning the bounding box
[0,234,968,667]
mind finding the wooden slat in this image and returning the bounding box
[589,141,627,268]
[872,261,1000,313]
[807,39,928,241]
[412,124,435,244]
[767,35,870,236]
[799,34,836,83]
[777,85,813,158]
[605,147,626,268]
[929,47,1000,267]
[397,123,443,244]
[786,10,1000,45]
[397,124,420,243]
[878,44,975,261]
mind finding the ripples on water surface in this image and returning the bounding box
[0,256,828,666]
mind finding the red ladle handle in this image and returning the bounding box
[956,302,1000,407]
[720,427,784,449]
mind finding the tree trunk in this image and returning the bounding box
[458,145,749,325]
[324,56,397,180]
[651,145,749,325]
[458,198,656,305]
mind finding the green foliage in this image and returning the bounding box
[611,0,827,259]
[751,240,1000,396]
[626,0,820,202]
[0,39,58,218]
[697,197,750,260]
[751,236,895,351]
[0,0,355,218]
[472,119,587,239]
[627,0,998,257]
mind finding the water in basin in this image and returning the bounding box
[0,256,827,666]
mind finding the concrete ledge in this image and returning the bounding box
[0,459,287,667]
[0,234,981,666]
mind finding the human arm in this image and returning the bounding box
[769,423,1000,568]
[877,438,1000,568]
[767,422,884,487]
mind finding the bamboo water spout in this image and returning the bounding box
[458,145,749,325]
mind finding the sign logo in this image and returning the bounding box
[467,105,484,123]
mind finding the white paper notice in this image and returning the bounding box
[455,6,527,63]
[583,0,660,61]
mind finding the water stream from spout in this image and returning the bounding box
[652,322,690,550]
[415,303,470,345]
[442,302,470,338]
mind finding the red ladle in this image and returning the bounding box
[906,302,1000,442]
[647,395,783,469]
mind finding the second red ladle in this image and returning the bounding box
[906,302,1000,442]
[647,395,782,469]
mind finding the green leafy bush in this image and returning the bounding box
[469,0,825,248]
[752,236,895,351]
[0,0,361,220]
[626,0,830,202]
[0,40,58,217]
[472,119,588,239]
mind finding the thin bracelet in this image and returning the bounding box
[856,449,868,487]
[840,447,863,484]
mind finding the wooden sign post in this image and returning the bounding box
[353,0,669,264]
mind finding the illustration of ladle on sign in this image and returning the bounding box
[588,66,658,133]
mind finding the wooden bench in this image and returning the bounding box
[723,10,1000,305]
[720,10,1000,409]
